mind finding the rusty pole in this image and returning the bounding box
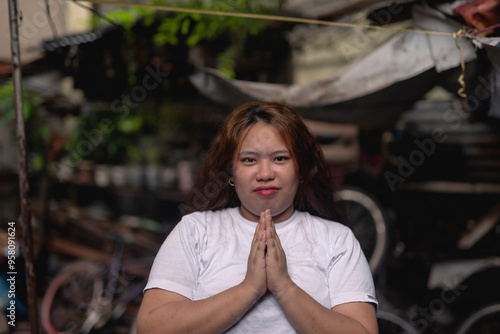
[7,0,41,332]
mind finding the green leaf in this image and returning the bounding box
[117,115,143,134]
[216,49,236,78]
[181,18,191,35]
[1,108,15,124]
[23,100,32,119]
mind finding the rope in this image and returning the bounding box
[453,29,468,98]
[73,0,456,37]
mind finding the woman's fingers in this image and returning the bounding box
[265,210,282,258]
[263,210,293,296]
[244,214,267,298]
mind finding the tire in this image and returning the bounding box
[41,261,105,334]
[338,187,388,274]
[456,302,500,334]
[377,310,419,334]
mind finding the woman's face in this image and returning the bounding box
[231,122,300,223]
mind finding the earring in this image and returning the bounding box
[228,179,234,186]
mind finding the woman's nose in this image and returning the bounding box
[256,161,275,181]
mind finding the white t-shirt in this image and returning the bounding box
[145,207,377,333]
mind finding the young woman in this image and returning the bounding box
[137,102,378,334]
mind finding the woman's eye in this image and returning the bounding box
[242,157,256,163]
[275,156,289,162]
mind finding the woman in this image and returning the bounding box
[137,102,378,334]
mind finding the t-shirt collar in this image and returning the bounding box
[230,207,299,231]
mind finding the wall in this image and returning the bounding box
[0,0,90,64]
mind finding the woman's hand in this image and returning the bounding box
[242,213,268,299]
[262,210,295,299]
[243,210,295,300]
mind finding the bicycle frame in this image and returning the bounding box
[85,235,154,331]
[42,232,156,334]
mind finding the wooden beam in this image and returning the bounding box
[8,0,40,332]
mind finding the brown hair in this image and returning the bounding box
[183,101,344,223]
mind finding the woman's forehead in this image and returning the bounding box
[233,122,292,155]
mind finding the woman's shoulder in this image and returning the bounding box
[179,207,237,226]
[297,211,351,232]
[296,211,355,246]
[174,208,240,242]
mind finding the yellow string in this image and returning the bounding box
[74,0,456,37]
[453,29,467,98]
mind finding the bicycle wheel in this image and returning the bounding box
[41,261,104,334]
[377,310,419,334]
[338,187,388,274]
[456,302,500,334]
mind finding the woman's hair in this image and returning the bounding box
[183,101,345,223]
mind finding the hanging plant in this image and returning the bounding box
[98,0,284,78]
[0,82,50,173]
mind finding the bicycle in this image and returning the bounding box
[337,186,389,275]
[41,231,155,334]
[338,187,421,333]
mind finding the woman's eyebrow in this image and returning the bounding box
[239,150,258,156]
[238,150,290,157]
[272,150,290,155]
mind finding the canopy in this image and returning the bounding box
[189,2,498,127]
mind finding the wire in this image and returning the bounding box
[45,0,59,39]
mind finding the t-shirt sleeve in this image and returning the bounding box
[144,214,204,299]
[328,227,378,308]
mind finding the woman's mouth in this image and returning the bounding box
[255,187,278,197]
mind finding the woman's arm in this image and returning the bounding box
[137,216,268,334]
[274,283,378,334]
[263,210,378,334]
[137,283,259,334]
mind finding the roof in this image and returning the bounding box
[41,30,105,52]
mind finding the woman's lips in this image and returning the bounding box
[255,187,278,196]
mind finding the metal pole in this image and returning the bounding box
[7,0,41,332]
